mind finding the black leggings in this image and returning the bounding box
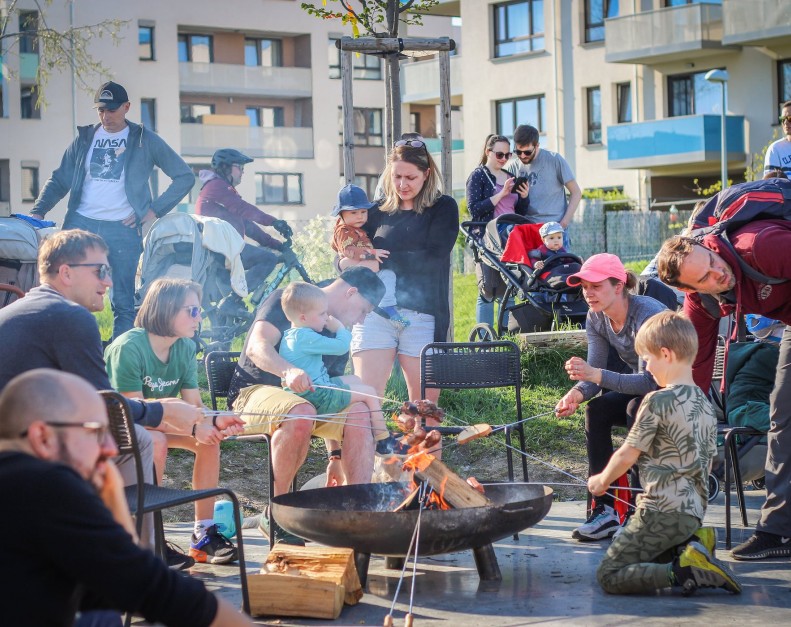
[585,391,643,507]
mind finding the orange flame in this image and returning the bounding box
[399,451,451,510]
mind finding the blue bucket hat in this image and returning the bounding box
[332,184,377,217]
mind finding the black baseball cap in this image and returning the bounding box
[339,267,385,307]
[93,81,129,110]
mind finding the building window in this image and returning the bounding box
[587,86,602,144]
[493,0,545,58]
[779,59,791,105]
[668,70,724,117]
[616,82,631,123]
[245,38,283,67]
[328,38,383,80]
[20,87,40,120]
[139,25,155,61]
[256,173,303,204]
[178,34,213,63]
[19,11,39,55]
[180,103,215,123]
[585,0,618,43]
[338,107,384,146]
[496,95,546,138]
[410,112,421,135]
[21,166,39,202]
[141,99,157,131]
[246,106,284,127]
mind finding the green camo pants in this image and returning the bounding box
[597,508,700,594]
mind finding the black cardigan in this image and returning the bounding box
[465,164,529,226]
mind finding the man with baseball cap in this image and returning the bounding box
[31,80,194,340]
[226,267,385,544]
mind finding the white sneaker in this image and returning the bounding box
[610,510,633,542]
[572,504,620,541]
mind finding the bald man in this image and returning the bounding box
[0,369,252,627]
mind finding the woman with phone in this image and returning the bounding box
[466,133,530,326]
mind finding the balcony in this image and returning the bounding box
[20,52,38,82]
[422,140,465,194]
[607,114,745,172]
[179,62,312,98]
[605,3,732,65]
[400,56,463,105]
[180,124,314,159]
[723,0,791,46]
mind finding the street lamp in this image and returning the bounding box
[705,69,729,190]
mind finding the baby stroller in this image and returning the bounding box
[0,215,58,308]
[462,214,588,341]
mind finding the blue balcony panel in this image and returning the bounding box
[607,114,745,170]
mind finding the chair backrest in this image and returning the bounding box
[420,341,522,393]
[205,351,241,410]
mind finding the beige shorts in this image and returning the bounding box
[232,384,347,441]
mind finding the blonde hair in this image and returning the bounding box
[281,282,326,323]
[635,310,698,363]
[379,138,443,215]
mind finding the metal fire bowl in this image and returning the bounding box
[272,482,553,557]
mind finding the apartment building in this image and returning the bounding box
[0,0,458,222]
[444,0,791,208]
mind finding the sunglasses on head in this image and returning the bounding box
[68,263,112,280]
[780,116,791,124]
[182,306,201,318]
[515,148,536,157]
[491,151,512,160]
[394,139,426,149]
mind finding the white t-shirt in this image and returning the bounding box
[763,138,791,177]
[77,125,135,221]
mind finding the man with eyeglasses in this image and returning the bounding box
[0,369,253,627]
[506,124,582,236]
[30,80,194,341]
[764,101,791,178]
[0,229,212,568]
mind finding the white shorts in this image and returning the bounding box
[351,307,435,358]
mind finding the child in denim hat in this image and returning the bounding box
[529,221,568,270]
[330,184,408,326]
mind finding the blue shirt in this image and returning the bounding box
[279,326,352,386]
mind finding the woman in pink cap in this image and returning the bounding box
[555,253,668,542]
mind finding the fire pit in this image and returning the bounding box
[272,482,553,584]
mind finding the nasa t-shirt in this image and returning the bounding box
[77,125,135,221]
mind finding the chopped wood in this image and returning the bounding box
[457,423,492,445]
[412,457,491,509]
[248,573,344,619]
[393,485,421,512]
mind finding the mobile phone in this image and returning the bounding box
[512,176,529,191]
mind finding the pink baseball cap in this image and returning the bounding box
[566,253,627,287]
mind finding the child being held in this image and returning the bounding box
[591,311,741,596]
[278,282,403,455]
[330,184,408,326]
[528,221,567,270]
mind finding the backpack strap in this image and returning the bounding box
[719,231,787,285]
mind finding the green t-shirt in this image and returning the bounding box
[105,328,198,399]
[625,384,717,520]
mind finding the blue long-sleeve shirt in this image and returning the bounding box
[279,326,352,386]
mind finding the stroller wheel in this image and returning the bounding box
[708,473,720,502]
[751,477,766,490]
[468,323,497,343]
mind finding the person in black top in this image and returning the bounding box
[0,369,253,627]
[351,134,459,426]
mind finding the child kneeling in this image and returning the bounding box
[591,311,741,596]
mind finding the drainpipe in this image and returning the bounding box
[553,0,560,151]
[632,0,643,210]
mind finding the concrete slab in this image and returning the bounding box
[155,489,791,625]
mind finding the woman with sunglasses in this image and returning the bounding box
[105,278,243,565]
[351,134,459,429]
[466,134,530,326]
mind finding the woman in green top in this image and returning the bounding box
[105,278,244,565]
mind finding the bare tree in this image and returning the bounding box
[0,0,127,106]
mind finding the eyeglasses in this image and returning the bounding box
[68,263,112,280]
[780,116,791,124]
[182,305,201,318]
[491,151,512,160]
[515,148,536,157]
[394,139,426,149]
[20,421,109,443]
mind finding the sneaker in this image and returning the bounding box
[258,507,306,546]
[672,542,741,595]
[376,434,410,456]
[189,525,238,564]
[610,510,634,542]
[165,542,195,571]
[731,531,791,561]
[693,526,718,558]
[572,504,620,541]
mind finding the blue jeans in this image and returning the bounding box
[63,213,142,340]
[476,294,514,327]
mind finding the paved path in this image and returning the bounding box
[157,488,791,625]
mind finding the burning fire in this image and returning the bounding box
[399,451,450,510]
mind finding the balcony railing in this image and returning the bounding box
[20,52,38,82]
[400,56,462,104]
[723,0,791,46]
[607,114,745,170]
[605,3,728,65]
[180,124,314,159]
[179,62,312,98]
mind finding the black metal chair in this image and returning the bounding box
[101,390,250,614]
[419,341,529,482]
